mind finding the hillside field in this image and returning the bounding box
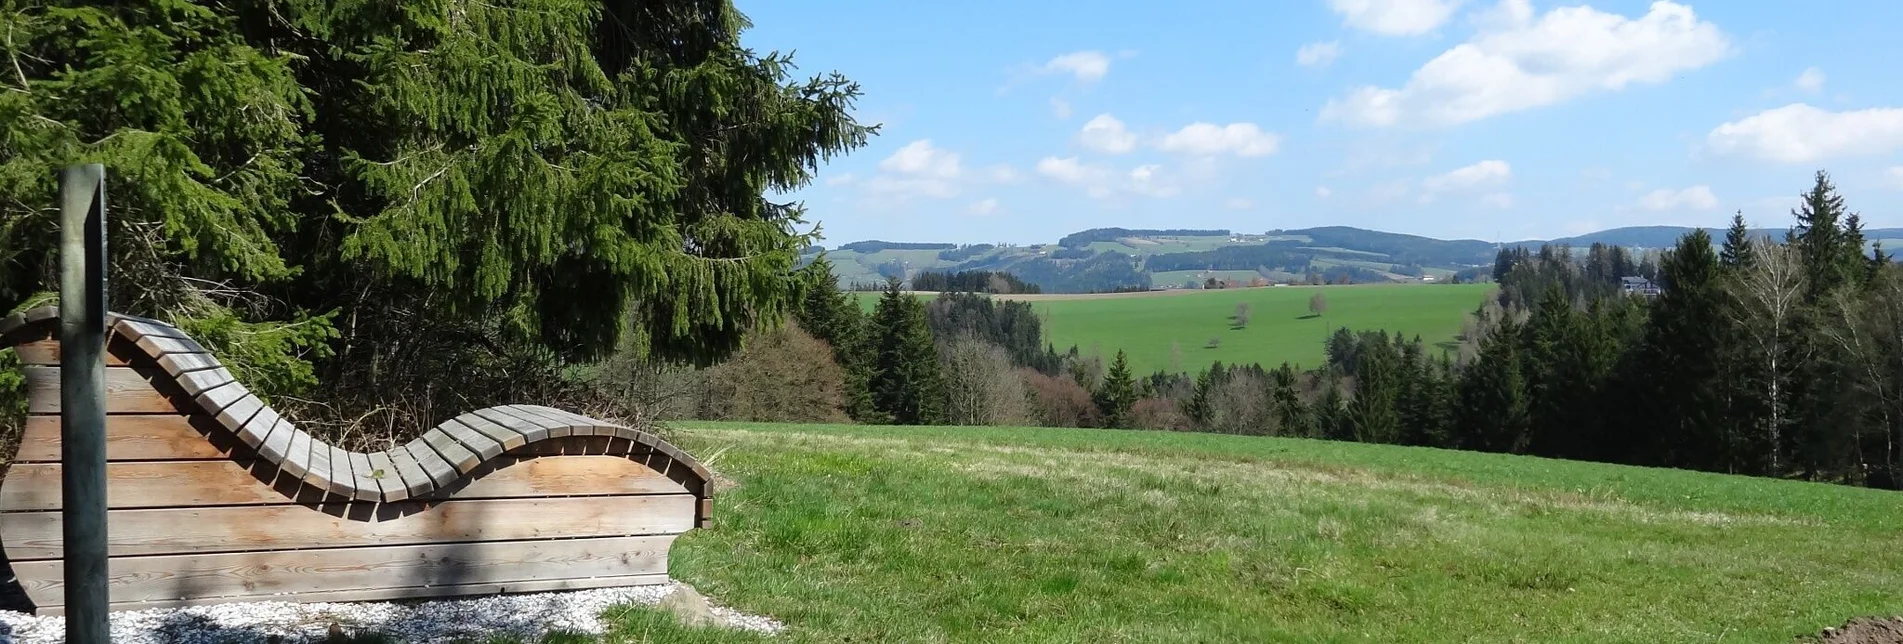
[857,283,1493,373]
[598,422,1903,642]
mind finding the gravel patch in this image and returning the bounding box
[0,582,783,643]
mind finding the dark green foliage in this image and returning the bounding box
[1455,324,1530,453]
[871,278,945,425]
[923,293,1062,373]
[795,258,876,421]
[1721,212,1755,269]
[1269,365,1315,438]
[1003,251,1150,293]
[1093,350,1137,428]
[912,270,1040,294]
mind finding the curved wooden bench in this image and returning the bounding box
[0,306,713,614]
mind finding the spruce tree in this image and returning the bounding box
[1454,323,1529,453]
[1346,335,1402,444]
[1269,365,1315,438]
[1094,350,1138,428]
[1721,211,1756,270]
[795,257,877,421]
[871,278,945,425]
[1635,230,1729,470]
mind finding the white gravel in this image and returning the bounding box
[0,582,783,643]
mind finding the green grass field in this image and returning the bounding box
[1024,284,1489,373]
[853,284,1491,373]
[591,422,1903,643]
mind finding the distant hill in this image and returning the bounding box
[810,224,1903,293]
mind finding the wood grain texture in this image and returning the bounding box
[38,573,673,615]
[11,339,132,366]
[25,365,181,414]
[0,494,697,560]
[14,415,231,462]
[10,534,676,608]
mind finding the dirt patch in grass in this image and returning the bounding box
[1813,617,1903,643]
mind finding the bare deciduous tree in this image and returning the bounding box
[1728,240,1806,470]
[1232,302,1251,329]
[941,334,1031,426]
[1309,292,1328,317]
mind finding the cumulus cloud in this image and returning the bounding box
[1707,103,1903,163]
[1639,185,1719,211]
[968,198,1000,216]
[1156,122,1281,157]
[1328,0,1463,36]
[859,141,1016,202]
[1036,156,1179,199]
[1077,114,1138,154]
[1419,160,1511,202]
[1321,0,1730,127]
[1042,50,1113,83]
[1297,41,1343,67]
[879,140,961,179]
[1795,67,1826,94]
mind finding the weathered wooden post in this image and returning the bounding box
[58,164,109,642]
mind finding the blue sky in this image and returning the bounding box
[733,0,1903,245]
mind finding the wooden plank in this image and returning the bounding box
[496,405,574,438]
[15,415,228,462]
[0,461,291,511]
[173,367,234,398]
[420,428,480,473]
[384,447,434,499]
[303,442,336,493]
[113,319,189,342]
[474,407,552,442]
[41,573,673,615]
[367,451,408,503]
[258,420,299,464]
[132,335,207,357]
[193,382,249,417]
[25,365,179,414]
[457,412,529,451]
[230,403,276,448]
[427,455,691,499]
[526,406,612,436]
[439,419,505,461]
[11,535,675,609]
[406,442,458,488]
[325,445,356,498]
[0,310,24,337]
[347,451,382,502]
[155,352,221,376]
[0,495,697,559]
[11,339,133,367]
[513,405,593,436]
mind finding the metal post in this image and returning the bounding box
[58,164,109,642]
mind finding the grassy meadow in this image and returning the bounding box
[854,283,1492,373]
[574,422,1903,643]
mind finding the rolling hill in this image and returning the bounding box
[809,224,1903,295]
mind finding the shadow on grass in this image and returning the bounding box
[1296,314,1321,320]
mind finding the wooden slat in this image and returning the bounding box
[25,366,179,414]
[347,451,382,502]
[114,319,189,342]
[231,403,277,448]
[527,406,613,436]
[497,405,574,438]
[303,442,336,493]
[458,412,529,451]
[132,335,207,358]
[474,408,551,442]
[259,421,299,465]
[406,442,457,489]
[385,448,434,499]
[0,311,25,337]
[439,419,504,461]
[193,382,249,417]
[11,339,132,367]
[14,415,227,462]
[45,573,673,615]
[324,445,355,498]
[11,535,675,608]
[173,367,234,398]
[367,451,408,503]
[0,495,697,559]
[420,428,480,474]
[0,455,689,512]
[155,352,221,376]
[514,405,593,436]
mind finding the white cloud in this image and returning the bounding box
[1316,185,1334,199]
[1328,0,1463,36]
[1795,67,1826,94]
[968,198,1000,216]
[1036,156,1180,199]
[1222,197,1255,210]
[1481,192,1515,208]
[1707,103,1903,163]
[1296,41,1343,67]
[1156,122,1281,157]
[1050,97,1073,119]
[1077,114,1138,154]
[1639,185,1719,211]
[824,173,857,187]
[1042,50,1112,83]
[1321,1,1730,127]
[985,164,1022,184]
[1420,160,1511,201]
[879,140,962,179]
[1886,167,1903,189]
